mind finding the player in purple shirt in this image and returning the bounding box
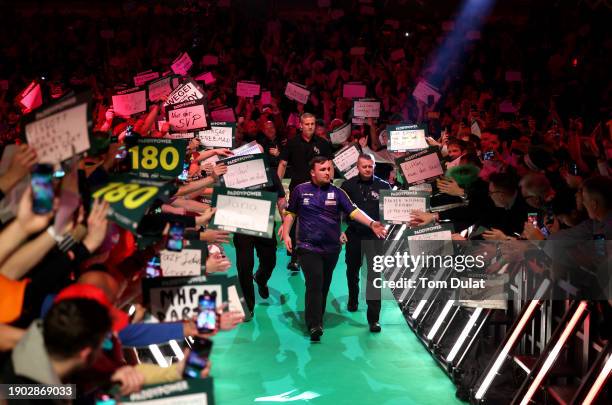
[282,156,387,341]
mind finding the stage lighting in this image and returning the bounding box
[426,299,455,341]
[149,344,169,367]
[583,353,612,405]
[446,307,483,363]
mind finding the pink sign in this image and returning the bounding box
[195,72,216,85]
[166,100,208,132]
[261,91,272,105]
[236,81,261,98]
[171,52,193,75]
[210,107,236,123]
[18,82,43,112]
[343,83,366,99]
[134,71,160,87]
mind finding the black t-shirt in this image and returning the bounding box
[280,134,333,190]
[341,175,391,235]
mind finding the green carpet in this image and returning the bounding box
[210,244,465,405]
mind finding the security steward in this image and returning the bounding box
[340,153,391,332]
[282,156,387,342]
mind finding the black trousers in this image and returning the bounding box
[298,249,339,329]
[234,230,277,312]
[345,228,381,323]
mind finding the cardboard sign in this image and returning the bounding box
[412,81,441,105]
[343,83,367,99]
[201,55,219,66]
[329,122,351,145]
[333,143,360,177]
[350,47,366,56]
[210,106,236,123]
[284,82,310,104]
[387,124,428,152]
[396,148,445,186]
[134,71,160,87]
[505,71,522,82]
[160,240,207,277]
[25,93,91,164]
[166,99,209,132]
[379,190,430,225]
[148,76,180,102]
[197,122,235,149]
[170,52,193,75]
[112,87,148,118]
[165,79,205,106]
[353,99,381,118]
[122,379,214,405]
[142,273,250,323]
[260,91,272,105]
[218,154,272,190]
[91,176,174,231]
[210,188,276,238]
[390,48,406,62]
[236,81,260,98]
[195,71,216,85]
[129,138,188,180]
[17,81,43,112]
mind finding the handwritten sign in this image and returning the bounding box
[210,106,236,123]
[160,244,206,277]
[165,79,205,106]
[330,122,351,145]
[112,87,148,118]
[197,122,234,148]
[210,188,276,238]
[353,99,381,118]
[343,83,366,99]
[171,52,193,75]
[284,82,310,104]
[231,140,261,157]
[380,190,430,224]
[344,165,359,180]
[201,55,219,66]
[387,124,428,151]
[236,81,260,98]
[412,80,441,105]
[219,154,271,190]
[333,143,360,174]
[195,71,216,85]
[134,71,160,87]
[25,94,90,164]
[396,148,445,186]
[148,76,180,102]
[166,99,209,132]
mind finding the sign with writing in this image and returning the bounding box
[387,124,428,151]
[379,190,430,225]
[142,273,250,323]
[166,132,195,139]
[170,52,193,75]
[329,122,351,145]
[129,138,188,179]
[236,81,260,98]
[231,140,261,156]
[405,223,455,259]
[112,87,148,118]
[91,176,174,231]
[195,71,216,85]
[134,71,160,87]
[165,79,205,107]
[197,122,235,149]
[25,93,91,164]
[122,379,214,405]
[353,99,381,118]
[396,148,445,186]
[17,81,43,112]
[412,81,441,105]
[333,143,360,177]
[210,188,276,238]
[260,91,272,105]
[166,99,209,132]
[160,240,207,277]
[343,83,366,99]
[210,106,236,123]
[284,82,310,104]
[201,55,219,66]
[148,76,180,102]
[218,154,272,190]
[343,165,359,180]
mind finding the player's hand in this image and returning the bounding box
[339,232,348,244]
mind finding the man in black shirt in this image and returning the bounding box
[278,113,333,271]
[340,153,391,332]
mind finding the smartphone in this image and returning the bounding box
[166,222,185,252]
[196,291,217,334]
[178,162,189,181]
[527,212,539,227]
[31,164,55,214]
[183,338,213,379]
[53,169,65,179]
[145,256,161,278]
[483,151,495,161]
[115,145,127,160]
[569,163,579,176]
[125,125,134,138]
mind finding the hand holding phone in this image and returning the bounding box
[183,338,213,379]
[31,164,55,214]
[527,212,538,227]
[167,222,185,251]
[196,291,217,334]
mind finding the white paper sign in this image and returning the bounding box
[344,165,359,180]
[198,124,233,148]
[236,81,261,98]
[210,107,236,123]
[112,89,147,117]
[412,81,441,104]
[354,99,381,118]
[166,132,196,139]
[383,196,428,222]
[333,144,360,172]
[231,141,261,156]
[343,83,366,99]
[134,71,160,87]
[148,76,178,102]
[222,158,268,189]
[214,194,271,233]
[388,126,428,151]
[167,100,208,132]
[399,152,444,185]
[160,249,202,277]
[150,284,222,322]
[25,101,90,164]
[195,72,216,85]
[165,80,205,106]
[171,52,193,75]
[330,123,351,145]
[284,82,310,104]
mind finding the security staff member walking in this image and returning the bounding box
[340,153,391,332]
[277,113,333,272]
[282,156,387,341]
